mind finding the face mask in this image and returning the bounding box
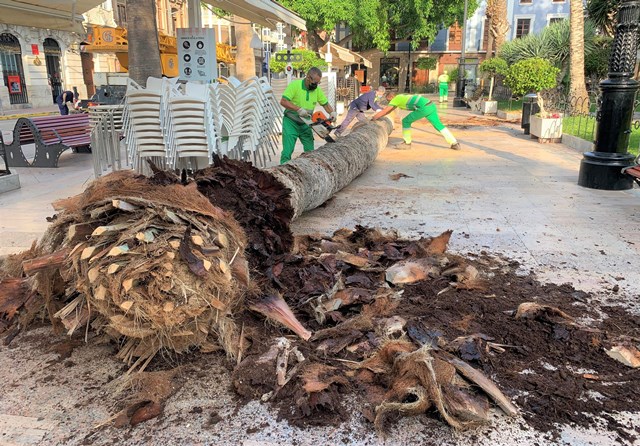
[308,82,318,90]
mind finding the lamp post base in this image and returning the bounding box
[453,97,466,107]
[578,151,635,190]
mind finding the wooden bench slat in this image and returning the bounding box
[3,114,92,167]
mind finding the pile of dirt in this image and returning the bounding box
[444,115,519,129]
[229,226,639,440]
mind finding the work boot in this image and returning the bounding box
[394,142,412,150]
[450,143,461,150]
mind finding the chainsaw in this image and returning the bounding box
[301,111,338,143]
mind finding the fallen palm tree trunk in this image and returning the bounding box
[268,119,393,219]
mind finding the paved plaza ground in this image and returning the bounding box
[0,99,639,445]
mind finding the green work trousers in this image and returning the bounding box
[402,100,445,132]
[439,82,448,98]
[281,115,315,164]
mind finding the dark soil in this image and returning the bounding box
[227,226,640,440]
[2,160,639,441]
[194,156,294,270]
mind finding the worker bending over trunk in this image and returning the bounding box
[334,86,385,137]
[372,92,460,150]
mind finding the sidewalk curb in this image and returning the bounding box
[0,111,58,121]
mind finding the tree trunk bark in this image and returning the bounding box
[127,0,163,87]
[309,31,329,53]
[485,0,495,57]
[234,21,256,81]
[569,0,589,113]
[268,119,393,219]
[492,0,509,53]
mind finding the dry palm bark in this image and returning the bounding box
[569,0,590,113]
[491,0,510,53]
[0,119,393,365]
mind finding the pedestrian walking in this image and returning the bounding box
[372,92,460,150]
[438,71,450,103]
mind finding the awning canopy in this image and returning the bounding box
[202,0,306,30]
[0,0,104,33]
[320,42,372,69]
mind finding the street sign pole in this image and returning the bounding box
[274,50,303,85]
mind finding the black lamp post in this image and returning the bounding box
[405,39,412,93]
[577,0,639,190]
[453,0,469,107]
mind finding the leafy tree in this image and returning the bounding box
[504,58,560,97]
[449,67,459,82]
[278,0,356,50]
[416,57,437,70]
[279,0,477,52]
[269,49,328,73]
[479,57,508,100]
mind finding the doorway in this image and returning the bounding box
[44,38,63,104]
[0,33,29,105]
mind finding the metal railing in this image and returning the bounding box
[537,90,599,145]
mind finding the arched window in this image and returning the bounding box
[44,38,63,104]
[0,33,28,105]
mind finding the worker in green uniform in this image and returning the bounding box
[279,67,336,164]
[438,70,450,103]
[372,92,460,150]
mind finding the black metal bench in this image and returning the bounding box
[1,114,91,168]
[0,141,9,176]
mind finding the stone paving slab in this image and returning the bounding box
[0,414,55,446]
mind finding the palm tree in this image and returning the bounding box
[485,0,496,56]
[569,0,589,112]
[234,21,257,81]
[586,0,619,36]
[491,0,510,52]
[126,0,163,86]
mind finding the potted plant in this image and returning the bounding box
[530,97,564,142]
[504,57,561,141]
[478,57,508,115]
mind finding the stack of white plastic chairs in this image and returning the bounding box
[89,104,125,177]
[217,76,282,166]
[122,76,176,171]
[165,82,217,169]
[122,75,283,171]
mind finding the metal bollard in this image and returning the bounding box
[521,93,540,135]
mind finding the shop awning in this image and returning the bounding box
[202,0,306,30]
[0,0,105,33]
[320,42,372,68]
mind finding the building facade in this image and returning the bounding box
[0,24,86,111]
[0,0,194,112]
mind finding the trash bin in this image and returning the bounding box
[521,93,540,135]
